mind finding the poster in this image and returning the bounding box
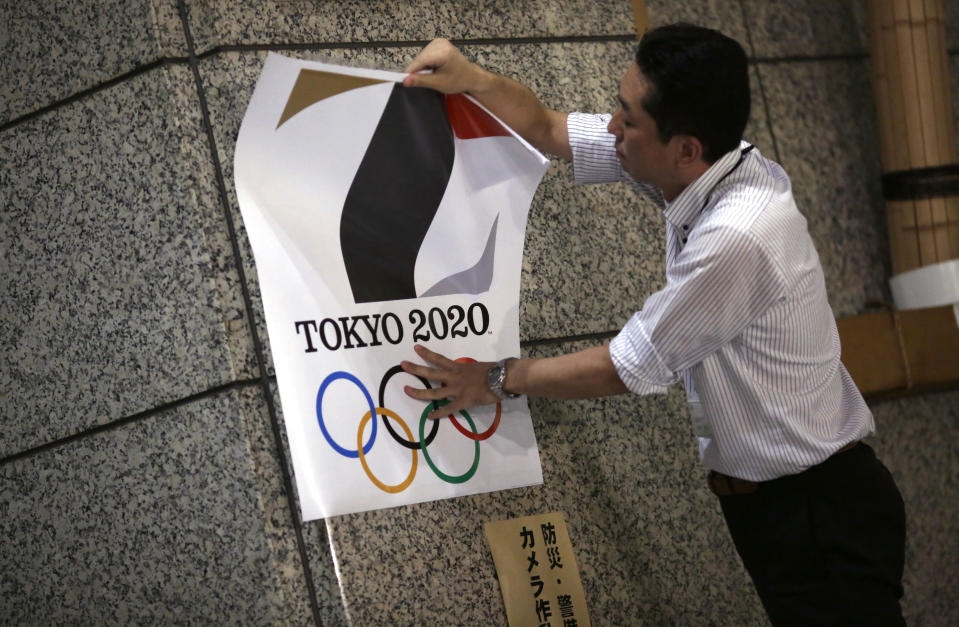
[234,54,548,519]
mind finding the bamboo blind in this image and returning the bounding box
[868,0,959,274]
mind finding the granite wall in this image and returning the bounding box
[2,1,957,625]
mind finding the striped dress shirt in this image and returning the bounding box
[568,112,874,481]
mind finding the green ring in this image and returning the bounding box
[419,403,480,484]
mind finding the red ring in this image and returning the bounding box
[444,357,502,441]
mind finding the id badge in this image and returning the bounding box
[688,399,713,438]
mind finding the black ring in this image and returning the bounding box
[378,365,440,450]
[881,164,959,201]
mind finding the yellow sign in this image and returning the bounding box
[485,512,590,626]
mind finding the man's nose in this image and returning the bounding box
[607,111,621,138]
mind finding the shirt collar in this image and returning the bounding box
[662,141,748,230]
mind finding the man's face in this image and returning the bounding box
[607,63,676,193]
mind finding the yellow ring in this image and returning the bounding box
[356,408,417,493]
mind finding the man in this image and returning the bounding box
[401,24,905,626]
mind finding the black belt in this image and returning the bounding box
[707,441,860,497]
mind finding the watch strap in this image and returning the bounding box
[489,358,520,400]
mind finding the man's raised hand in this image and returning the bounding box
[403,38,491,95]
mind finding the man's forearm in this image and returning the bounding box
[467,70,572,160]
[506,345,628,399]
[402,343,627,419]
[404,38,572,160]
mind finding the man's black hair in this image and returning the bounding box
[635,23,750,163]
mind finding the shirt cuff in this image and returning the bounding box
[609,316,675,395]
[568,112,624,184]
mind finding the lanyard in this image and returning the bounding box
[700,143,755,213]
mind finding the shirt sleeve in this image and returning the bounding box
[610,223,787,395]
[568,112,628,184]
[568,112,665,206]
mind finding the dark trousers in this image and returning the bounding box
[718,443,906,626]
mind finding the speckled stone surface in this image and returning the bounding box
[0,0,186,125]
[183,0,636,55]
[311,339,767,625]
[741,0,869,58]
[264,382,350,627]
[647,0,750,48]
[0,386,313,625]
[742,0,959,59]
[867,390,959,626]
[199,40,775,377]
[0,64,256,457]
[757,59,890,319]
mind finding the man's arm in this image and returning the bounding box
[402,344,627,420]
[404,38,572,160]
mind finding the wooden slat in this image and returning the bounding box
[880,1,909,171]
[869,1,896,168]
[915,197,939,264]
[947,195,959,259]
[930,196,950,262]
[889,199,922,273]
[926,0,956,163]
[886,201,905,275]
[908,0,938,165]
[630,0,648,37]
[894,0,926,168]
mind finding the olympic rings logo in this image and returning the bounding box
[315,358,502,493]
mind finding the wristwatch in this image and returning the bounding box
[487,358,520,400]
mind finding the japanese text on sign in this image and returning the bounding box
[485,512,590,627]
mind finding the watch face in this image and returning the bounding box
[487,364,503,387]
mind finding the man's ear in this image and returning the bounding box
[676,135,704,166]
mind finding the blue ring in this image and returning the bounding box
[316,371,377,458]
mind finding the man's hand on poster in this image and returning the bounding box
[402,344,500,420]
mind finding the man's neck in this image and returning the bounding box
[661,161,710,203]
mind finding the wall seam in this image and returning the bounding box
[7,44,951,135]
[196,32,638,57]
[0,378,261,466]
[174,1,323,625]
[0,57,190,133]
[752,52,868,64]
[521,330,618,348]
